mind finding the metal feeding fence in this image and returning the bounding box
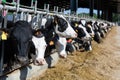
[0,0,100,77]
[0,0,82,76]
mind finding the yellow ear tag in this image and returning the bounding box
[1,32,7,40]
[49,41,54,46]
[75,23,78,27]
[75,30,78,33]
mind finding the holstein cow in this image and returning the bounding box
[67,20,92,52]
[10,21,33,65]
[92,21,102,43]
[78,19,92,51]
[85,21,95,37]
[74,19,92,51]
[0,20,34,71]
[30,14,77,65]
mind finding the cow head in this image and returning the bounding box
[53,15,77,38]
[32,35,47,65]
[12,21,33,64]
[31,14,77,38]
[86,21,95,37]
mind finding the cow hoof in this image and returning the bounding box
[33,59,46,66]
[59,54,67,58]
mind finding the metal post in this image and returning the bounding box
[26,12,29,21]
[44,4,47,10]
[16,0,20,12]
[0,4,8,76]
[47,4,49,12]
[20,11,24,20]
[56,6,58,13]
[0,40,4,76]
[36,13,39,28]
[31,0,33,7]
[53,6,56,12]
[70,0,78,15]
[54,6,58,14]
[13,0,20,22]
[89,0,94,17]
[34,0,37,14]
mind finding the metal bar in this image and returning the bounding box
[20,11,24,20]
[0,4,81,21]
[3,10,7,28]
[34,0,37,14]
[0,40,4,76]
[31,0,33,7]
[13,12,17,22]
[26,12,29,21]
[16,0,20,12]
[0,4,8,76]
[47,4,49,12]
[44,4,46,10]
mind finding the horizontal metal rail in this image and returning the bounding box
[0,3,81,21]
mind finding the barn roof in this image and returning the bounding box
[5,0,120,13]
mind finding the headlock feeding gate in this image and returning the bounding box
[0,0,114,80]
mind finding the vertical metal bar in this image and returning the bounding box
[31,0,33,7]
[44,4,46,10]
[34,0,37,14]
[12,0,14,3]
[47,4,49,12]
[56,6,58,13]
[0,10,2,28]
[13,12,16,22]
[16,0,20,12]
[54,6,56,12]
[20,11,23,20]
[13,0,20,22]
[0,4,8,76]
[26,12,29,21]
[0,40,4,76]
[3,10,7,28]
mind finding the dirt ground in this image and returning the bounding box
[35,26,120,80]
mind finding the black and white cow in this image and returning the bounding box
[69,19,92,51]
[0,20,34,71]
[92,21,102,43]
[29,14,77,65]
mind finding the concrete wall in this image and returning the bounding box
[0,52,59,80]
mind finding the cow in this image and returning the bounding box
[10,21,33,64]
[0,19,35,72]
[30,14,77,65]
[85,21,95,37]
[69,19,92,51]
[92,21,102,43]
[31,30,47,65]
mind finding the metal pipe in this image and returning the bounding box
[0,4,81,21]
[16,0,20,12]
[34,0,37,14]
[0,41,4,76]
[47,4,49,12]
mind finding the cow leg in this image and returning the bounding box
[55,37,67,58]
[32,36,47,65]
